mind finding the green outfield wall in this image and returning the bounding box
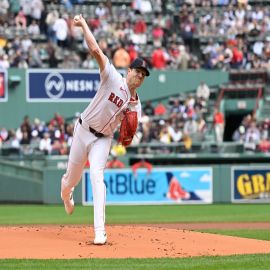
[0,69,228,129]
[0,157,268,204]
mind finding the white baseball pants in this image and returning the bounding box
[61,120,112,233]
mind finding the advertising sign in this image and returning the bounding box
[232,166,270,202]
[26,69,100,102]
[0,70,7,102]
[83,167,213,205]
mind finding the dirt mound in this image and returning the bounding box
[0,224,270,259]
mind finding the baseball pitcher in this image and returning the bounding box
[60,14,150,245]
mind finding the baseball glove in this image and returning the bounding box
[118,110,138,146]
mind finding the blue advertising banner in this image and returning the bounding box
[232,166,270,203]
[82,167,213,205]
[26,69,100,102]
[0,70,7,102]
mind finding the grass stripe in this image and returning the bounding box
[198,229,270,241]
[0,254,270,270]
[0,204,270,225]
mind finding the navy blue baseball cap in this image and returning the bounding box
[130,58,150,76]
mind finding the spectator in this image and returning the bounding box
[95,3,108,19]
[46,10,59,43]
[132,0,152,14]
[15,8,27,29]
[260,118,270,140]
[168,42,180,69]
[244,121,261,151]
[0,0,9,25]
[140,113,151,142]
[0,54,10,69]
[232,125,246,142]
[258,138,270,153]
[5,129,20,149]
[180,14,196,49]
[88,16,101,32]
[197,116,207,137]
[20,115,32,140]
[159,124,171,144]
[46,41,58,68]
[112,43,131,68]
[20,130,31,145]
[196,81,210,101]
[154,102,167,116]
[51,136,68,155]
[132,15,147,45]
[30,0,44,23]
[127,43,138,63]
[0,35,7,52]
[50,112,64,128]
[177,44,190,70]
[143,101,155,116]
[169,99,182,118]
[152,22,164,46]
[39,132,52,155]
[20,0,33,25]
[183,116,198,137]
[21,34,33,53]
[28,20,40,36]
[168,121,183,142]
[29,130,41,151]
[53,14,69,48]
[32,118,44,138]
[151,46,168,70]
[213,108,225,144]
[28,44,43,68]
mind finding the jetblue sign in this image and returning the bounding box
[82,167,213,205]
[26,69,100,102]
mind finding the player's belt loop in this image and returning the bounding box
[79,118,104,138]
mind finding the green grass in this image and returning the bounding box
[0,204,269,225]
[0,204,269,269]
[198,229,270,241]
[0,254,270,270]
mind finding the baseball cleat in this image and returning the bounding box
[61,192,74,215]
[94,231,107,245]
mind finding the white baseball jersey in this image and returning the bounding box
[61,57,143,236]
[80,57,142,136]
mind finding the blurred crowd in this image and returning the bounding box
[0,113,74,156]
[232,113,270,152]
[1,0,270,71]
[1,0,270,155]
[1,79,270,156]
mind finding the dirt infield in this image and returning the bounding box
[0,223,270,259]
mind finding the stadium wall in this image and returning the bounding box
[0,69,228,129]
[1,158,268,204]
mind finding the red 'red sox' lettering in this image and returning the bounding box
[108,92,123,108]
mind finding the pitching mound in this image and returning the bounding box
[0,224,270,259]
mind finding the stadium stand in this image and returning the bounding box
[1,0,270,164]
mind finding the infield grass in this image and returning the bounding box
[0,254,270,270]
[0,204,269,225]
[199,229,270,241]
